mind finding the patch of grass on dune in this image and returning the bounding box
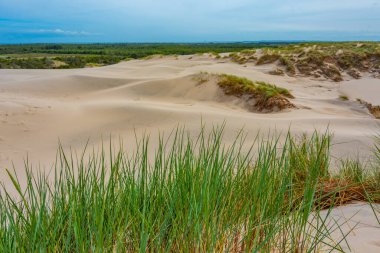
[217,74,293,99]
[268,68,285,76]
[228,52,256,64]
[255,81,293,99]
[216,74,295,111]
[240,49,256,55]
[227,42,380,81]
[256,53,281,65]
[279,56,296,76]
[192,71,210,84]
[0,126,379,252]
[228,50,257,64]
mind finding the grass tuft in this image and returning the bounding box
[193,71,210,84]
[0,126,379,251]
[256,54,281,65]
[216,74,293,99]
[216,74,295,112]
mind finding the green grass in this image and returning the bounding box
[256,54,281,65]
[268,68,285,76]
[223,42,380,81]
[255,81,293,99]
[216,74,293,99]
[213,74,295,111]
[339,95,349,101]
[2,42,379,75]
[228,51,257,64]
[0,43,279,69]
[279,56,296,76]
[0,126,379,252]
[240,49,256,55]
[193,72,294,110]
[269,42,380,81]
[0,55,124,69]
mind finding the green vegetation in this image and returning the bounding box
[0,43,280,56]
[193,72,296,111]
[215,74,294,111]
[339,95,349,101]
[268,68,285,76]
[216,74,292,99]
[279,56,296,76]
[294,50,343,81]
[223,42,380,81]
[0,126,379,252]
[192,71,210,84]
[1,42,379,80]
[262,42,380,81]
[229,51,257,64]
[0,43,281,69]
[256,54,281,65]
[0,55,124,69]
[240,49,256,55]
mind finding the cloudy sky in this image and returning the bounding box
[1,0,379,43]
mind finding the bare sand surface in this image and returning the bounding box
[0,55,379,252]
[319,202,380,253]
[340,77,380,105]
[1,55,378,170]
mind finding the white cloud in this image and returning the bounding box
[31,28,92,36]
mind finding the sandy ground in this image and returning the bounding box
[319,202,380,252]
[0,54,379,252]
[1,55,379,169]
[339,77,380,105]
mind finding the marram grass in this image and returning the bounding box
[0,126,379,252]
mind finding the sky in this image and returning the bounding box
[0,0,380,43]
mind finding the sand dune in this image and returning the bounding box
[1,54,380,252]
[1,55,379,171]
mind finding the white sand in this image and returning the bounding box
[1,55,378,170]
[0,55,379,251]
[340,77,380,105]
[320,202,380,253]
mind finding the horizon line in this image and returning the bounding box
[1,40,379,46]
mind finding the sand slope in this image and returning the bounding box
[1,55,379,170]
[319,202,380,252]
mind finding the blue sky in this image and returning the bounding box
[1,0,380,43]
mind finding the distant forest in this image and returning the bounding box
[0,42,291,69]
